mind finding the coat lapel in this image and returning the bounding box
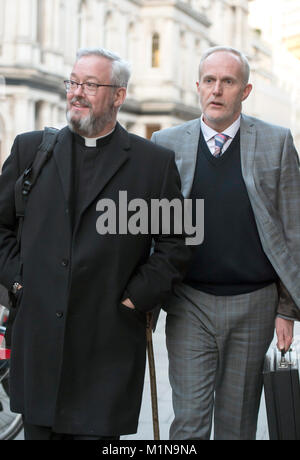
[53,123,130,219]
[53,126,73,205]
[79,122,130,217]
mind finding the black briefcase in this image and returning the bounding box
[263,347,300,440]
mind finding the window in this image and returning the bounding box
[152,33,160,68]
[0,0,4,56]
[146,124,161,140]
[36,0,45,46]
[128,22,135,63]
[78,0,88,48]
[104,11,115,50]
[35,101,44,130]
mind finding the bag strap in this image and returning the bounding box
[0,128,59,312]
[14,126,60,242]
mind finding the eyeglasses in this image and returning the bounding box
[64,80,119,95]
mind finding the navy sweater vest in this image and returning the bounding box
[184,129,278,296]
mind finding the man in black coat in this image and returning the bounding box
[0,48,191,440]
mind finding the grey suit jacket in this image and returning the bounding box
[151,114,300,320]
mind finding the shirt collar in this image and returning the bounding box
[200,114,241,141]
[83,126,116,147]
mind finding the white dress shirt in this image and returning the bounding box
[200,115,241,156]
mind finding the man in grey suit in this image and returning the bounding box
[151,46,300,440]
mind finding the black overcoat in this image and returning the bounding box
[0,124,190,436]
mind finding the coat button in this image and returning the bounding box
[61,259,69,267]
[56,311,63,318]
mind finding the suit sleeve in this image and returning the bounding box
[0,136,22,290]
[124,154,192,312]
[277,130,300,320]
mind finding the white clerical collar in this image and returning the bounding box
[83,126,116,147]
[200,114,241,141]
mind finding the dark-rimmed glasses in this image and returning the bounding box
[64,80,120,95]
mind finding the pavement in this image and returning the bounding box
[15,310,300,441]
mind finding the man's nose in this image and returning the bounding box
[74,84,85,96]
[212,81,222,95]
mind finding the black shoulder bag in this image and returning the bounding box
[0,127,59,346]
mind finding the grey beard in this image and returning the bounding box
[66,105,116,137]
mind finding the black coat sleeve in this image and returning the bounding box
[0,132,42,290]
[0,136,22,289]
[124,154,192,312]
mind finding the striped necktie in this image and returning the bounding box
[213,133,230,157]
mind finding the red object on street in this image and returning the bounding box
[0,333,10,359]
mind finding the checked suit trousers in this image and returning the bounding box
[165,282,278,440]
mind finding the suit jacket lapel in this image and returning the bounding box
[240,114,256,192]
[181,118,201,198]
[240,114,271,225]
[183,115,257,200]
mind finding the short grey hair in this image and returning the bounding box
[199,46,250,85]
[76,48,131,88]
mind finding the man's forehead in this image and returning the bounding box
[204,52,242,68]
[71,55,112,77]
[201,52,243,76]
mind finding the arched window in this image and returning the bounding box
[104,11,114,50]
[36,0,45,47]
[0,0,4,56]
[128,22,135,62]
[152,33,160,68]
[35,100,44,131]
[78,0,88,48]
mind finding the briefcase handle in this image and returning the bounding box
[279,349,289,369]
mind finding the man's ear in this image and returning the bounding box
[242,83,252,102]
[114,87,127,109]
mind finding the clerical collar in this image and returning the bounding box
[73,126,116,148]
[83,126,116,147]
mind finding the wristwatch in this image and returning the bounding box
[11,282,22,295]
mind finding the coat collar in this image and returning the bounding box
[80,122,130,216]
[53,122,130,214]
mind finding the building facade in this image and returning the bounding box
[248,0,300,149]
[0,0,299,165]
